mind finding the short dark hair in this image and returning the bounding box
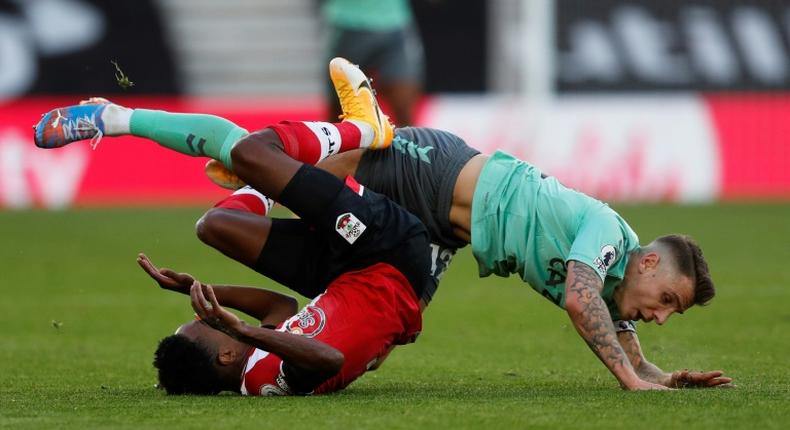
[655,234,715,306]
[153,334,224,395]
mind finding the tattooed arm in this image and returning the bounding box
[564,260,669,390]
[619,331,734,388]
[618,330,672,386]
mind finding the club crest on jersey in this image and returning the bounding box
[593,245,617,274]
[285,305,326,338]
[335,212,366,244]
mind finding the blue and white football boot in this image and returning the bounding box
[34,99,109,149]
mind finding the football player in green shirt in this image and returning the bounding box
[324,145,731,390]
[34,58,732,391]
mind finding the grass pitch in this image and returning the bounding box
[1,204,789,429]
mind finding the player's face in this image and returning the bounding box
[617,256,694,325]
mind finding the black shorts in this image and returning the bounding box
[253,165,431,300]
[356,127,478,250]
[354,127,480,303]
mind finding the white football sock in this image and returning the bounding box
[346,119,374,148]
[101,104,134,136]
[233,186,275,214]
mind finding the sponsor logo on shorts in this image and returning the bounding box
[259,384,288,396]
[275,367,294,393]
[285,305,326,338]
[593,244,618,274]
[335,212,366,244]
[429,243,456,281]
[392,136,433,164]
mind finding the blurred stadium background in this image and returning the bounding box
[1,0,788,208]
[2,2,790,427]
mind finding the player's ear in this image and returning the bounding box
[639,252,660,272]
[217,347,238,366]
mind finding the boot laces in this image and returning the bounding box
[73,116,104,150]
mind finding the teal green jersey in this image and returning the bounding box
[323,0,413,31]
[471,151,640,320]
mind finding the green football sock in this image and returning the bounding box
[129,109,248,169]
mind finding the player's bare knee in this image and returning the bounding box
[231,129,283,172]
[229,135,259,173]
[195,208,225,245]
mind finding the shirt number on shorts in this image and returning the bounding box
[429,243,455,282]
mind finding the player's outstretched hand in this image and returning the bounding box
[136,253,196,294]
[190,281,244,338]
[669,370,734,389]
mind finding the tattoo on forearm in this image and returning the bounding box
[567,262,631,375]
[620,333,644,368]
[620,333,667,384]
